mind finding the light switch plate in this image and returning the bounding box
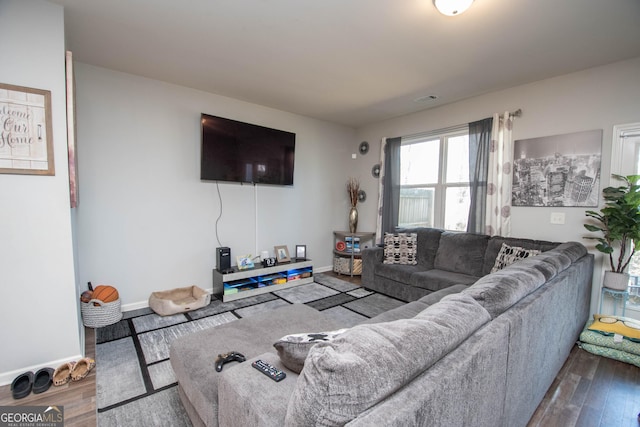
[550,212,565,224]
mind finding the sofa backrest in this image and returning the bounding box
[348,314,510,427]
[284,293,491,426]
[495,251,593,427]
[433,231,489,276]
[396,227,444,269]
[462,242,586,319]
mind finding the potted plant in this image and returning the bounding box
[584,174,640,290]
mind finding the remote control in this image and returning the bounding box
[252,359,286,382]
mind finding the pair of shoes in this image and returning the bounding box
[11,368,54,399]
[53,358,95,386]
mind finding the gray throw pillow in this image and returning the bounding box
[273,329,347,373]
[383,232,418,265]
[491,242,541,273]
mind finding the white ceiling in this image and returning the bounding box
[50,0,640,127]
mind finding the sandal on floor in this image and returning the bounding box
[11,371,34,399]
[71,358,95,382]
[33,367,54,394]
[53,361,76,386]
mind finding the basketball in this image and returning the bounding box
[80,290,93,303]
[92,285,119,305]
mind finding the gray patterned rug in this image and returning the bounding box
[95,273,404,426]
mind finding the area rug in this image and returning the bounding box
[95,273,404,426]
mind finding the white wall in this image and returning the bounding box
[0,0,82,385]
[355,57,640,316]
[74,64,355,308]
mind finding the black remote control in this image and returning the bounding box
[252,359,286,382]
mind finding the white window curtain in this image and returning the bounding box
[485,112,514,236]
[375,138,387,244]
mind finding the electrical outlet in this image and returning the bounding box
[550,212,565,225]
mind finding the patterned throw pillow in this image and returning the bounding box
[491,242,541,273]
[273,329,348,373]
[383,233,418,265]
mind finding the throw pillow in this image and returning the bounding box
[383,232,418,265]
[588,314,640,342]
[273,328,348,373]
[490,242,541,273]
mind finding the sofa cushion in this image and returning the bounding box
[273,328,348,373]
[433,231,489,277]
[374,263,428,284]
[383,232,418,265]
[284,293,491,426]
[482,236,558,275]
[414,228,444,268]
[490,243,541,273]
[550,242,587,262]
[410,269,479,292]
[529,251,571,272]
[358,285,467,325]
[462,263,546,319]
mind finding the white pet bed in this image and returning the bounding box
[149,285,211,316]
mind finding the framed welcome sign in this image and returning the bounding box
[0,83,54,175]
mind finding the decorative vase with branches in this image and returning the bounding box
[347,178,360,233]
[584,174,640,290]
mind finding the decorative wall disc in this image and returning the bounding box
[357,189,367,203]
[371,163,381,178]
[359,141,369,155]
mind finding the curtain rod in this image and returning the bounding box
[399,108,523,142]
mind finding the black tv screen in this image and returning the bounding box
[200,113,295,185]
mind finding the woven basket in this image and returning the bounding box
[81,298,123,328]
[333,257,363,275]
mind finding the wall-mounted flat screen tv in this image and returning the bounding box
[201,113,295,185]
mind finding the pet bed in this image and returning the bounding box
[579,316,640,368]
[149,285,211,316]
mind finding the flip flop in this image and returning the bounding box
[71,358,95,382]
[11,371,34,399]
[53,362,76,386]
[33,367,54,394]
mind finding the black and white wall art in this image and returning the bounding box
[512,129,602,207]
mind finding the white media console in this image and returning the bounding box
[212,260,313,302]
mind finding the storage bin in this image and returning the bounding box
[333,257,362,275]
[81,298,123,328]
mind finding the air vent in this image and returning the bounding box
[414,95,438,103]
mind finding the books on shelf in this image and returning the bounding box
[344,236,361,253]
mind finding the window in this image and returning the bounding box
[616,124,640,307]
[398,128,470,231]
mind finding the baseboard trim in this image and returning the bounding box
[120,265,334,312]
[0,353,83,386]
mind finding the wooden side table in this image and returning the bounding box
[599,287,629,316]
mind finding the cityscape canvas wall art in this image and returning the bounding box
[512,129,602,207]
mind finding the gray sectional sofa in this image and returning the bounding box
[170,230,593,427]
[362,227,560,301]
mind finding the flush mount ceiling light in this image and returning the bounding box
[433,0,474,16]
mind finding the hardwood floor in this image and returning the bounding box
[1,275,638,427]
[0,327,96,427]
[529,344,640,427]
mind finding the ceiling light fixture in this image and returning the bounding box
[433,0,474,16]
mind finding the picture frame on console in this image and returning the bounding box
[236,255,254,270]
[274,245,290,263]
[295,245,307,261]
